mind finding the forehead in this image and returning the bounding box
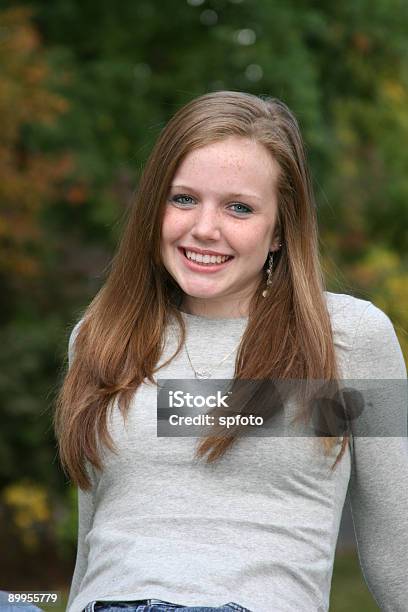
[172,137,280,196]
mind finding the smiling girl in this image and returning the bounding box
[55,91,408,612]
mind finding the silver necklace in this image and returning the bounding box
[184,338,242,379]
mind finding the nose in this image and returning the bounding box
[190,202,221,241]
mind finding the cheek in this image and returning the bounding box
[161,208,187,243]
[237,224,270,251]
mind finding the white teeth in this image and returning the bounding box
[185,249,231,264]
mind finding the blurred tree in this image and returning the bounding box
[0,6,73,280]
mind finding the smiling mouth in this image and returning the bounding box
[180,248,234,265]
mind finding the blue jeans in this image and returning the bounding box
[83,599,251,612]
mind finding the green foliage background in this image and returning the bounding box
[0,0,406,608]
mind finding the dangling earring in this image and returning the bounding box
[262,243,282,298]
[262,252,274,298]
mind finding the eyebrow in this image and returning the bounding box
[170,184,262,201]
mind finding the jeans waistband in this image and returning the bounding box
[83,599,252,612]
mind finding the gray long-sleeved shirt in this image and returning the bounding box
[66,292,408,612]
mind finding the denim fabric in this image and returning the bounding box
[83,599,251,612]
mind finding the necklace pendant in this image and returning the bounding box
[195,369,212,379]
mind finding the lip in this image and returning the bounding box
[178,247,234,273]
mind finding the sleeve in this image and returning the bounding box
[66,478,96,611]
[68,319,84,369]
[66,319,97,611]
[347,302,408,611]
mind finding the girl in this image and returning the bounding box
[55,91,408,612]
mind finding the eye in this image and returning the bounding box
[169,194,253,216]
[170,194,195,205]
[229,203,253,215]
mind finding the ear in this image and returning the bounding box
[270,233,282,252]
[269,221,281,252]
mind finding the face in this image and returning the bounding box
[160,136,281,318]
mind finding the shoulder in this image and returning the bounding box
[324,290,396,338]
[324,291,372,322]
[325,290,397,337]
[324,292,406,378]
[68,317,86,368]
[323,291,373,355]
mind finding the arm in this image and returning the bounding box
[347,303,408,611]
[65,320,97,611]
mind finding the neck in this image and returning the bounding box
[180,296,251,320]
[180,303,249,319]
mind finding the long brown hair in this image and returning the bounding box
[54,91,348,490]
